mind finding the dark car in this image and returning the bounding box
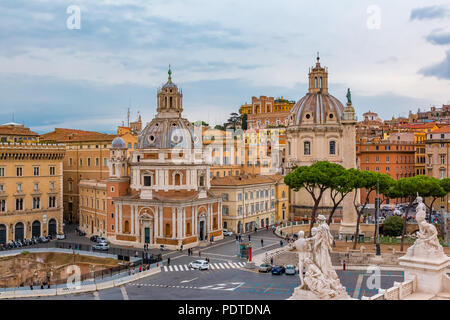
[271,265,285,275]
[90,235,99,242]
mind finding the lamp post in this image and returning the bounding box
[375,179,381,256]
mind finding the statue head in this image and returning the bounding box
[297,231,305,238]
[311,227,318,236]
[416,195,423,203]
[317,215,326,224]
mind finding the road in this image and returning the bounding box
[18,227,404,300]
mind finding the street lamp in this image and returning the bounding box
[375,179,381,256]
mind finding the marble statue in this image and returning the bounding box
[288,215,349,299]
[405,195,446,259]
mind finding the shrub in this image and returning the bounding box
[382,216,404,237]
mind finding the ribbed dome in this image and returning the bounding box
[137,117,197,150]
[289,92,344,126]
[111,137,127,149]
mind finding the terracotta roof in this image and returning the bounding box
[430,126,450,134]
[40,128,116,143]
[0,125,38,136]
[210,174,276,186]
[398,122,437,129]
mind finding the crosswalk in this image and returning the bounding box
[162,262,246,272]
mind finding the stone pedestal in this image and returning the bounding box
[399,254,450,295]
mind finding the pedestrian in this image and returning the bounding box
[248,235,251,241]
[198,250,201,257]
[280,240,283,247]
[41,282,44,290]
[261,239,264,247]
[270,256,273,265]
[280,230,283,236]
[167,257,171,266]
[180,244,183,252]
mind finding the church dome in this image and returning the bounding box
[111,137,127,149]
[138,67,198,150]
[138,117,196,149]
[289,92,344,125]
[288,55,345,126]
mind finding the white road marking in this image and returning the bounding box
[218,263,225,269]
[178,265,184,271]
[163,266,168,272]
[173,265,179,271]
[353,274,364,299]
[120,286,129,300]
[209,264,215,269]
[181,277,198,284]
[168,266,173,272]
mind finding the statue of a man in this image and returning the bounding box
[346,88,352,104]
[290,231,308,289]
[415,196,427,233]
[312,215,336,280]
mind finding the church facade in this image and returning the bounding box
[285,56,358,234]
[104,69,223,249]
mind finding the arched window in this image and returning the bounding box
[170,96,173,108]
[314,77,317,88]
[199,175,205,187]
[124,220,130,233]
[187,222,191,235]
[174,173,181,186]
[320,77,323,88]
[165,97,167,107]
[330,141,336,155]
[304,141,311,155]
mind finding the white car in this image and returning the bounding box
[189,260,210,270]
[223,229,233,236]
[285,265,296,275]
[96,237,108,243]
[92,242,110,250]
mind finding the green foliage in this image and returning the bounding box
[383,215,404,237]
[213,125,225,131]
[193,121,209,127]
[396,175,445,199]
[439,178,450,194]
[241,114,248,130]
[21,251,30,256]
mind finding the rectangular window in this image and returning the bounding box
[80,159,83,166]
[104,158,107,166]
[15,198,23,211]
[34,183,39,191]
[49,166,56,175]
[69,158,73,166]
[0,199,5,212]
[33,166,40,176]
[87,158,91,166]
[16,167,23,177]
[441,155,445,165]
[33,197,40,209]
[17,183,22,192]
[0,167,4,177]
[143,176,152,186]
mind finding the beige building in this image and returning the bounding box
[425,126,450,213]
[40,129,117,223]
[286,55,357,234]
[0,141,65,243]
[210,174,286,233]
[79,180,108,237]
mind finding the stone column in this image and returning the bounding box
[172,207,176,238]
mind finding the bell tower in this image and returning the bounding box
[156,66,183,118]
[308,53,328,94]
[109,138,129,178]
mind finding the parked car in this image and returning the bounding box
[223,229,233,236]
[160,244,167,251]
[92,242,110,251]
[188,260,210,270]
[90,235,99,242]
[258,263,272,273]
[96,237,108,243]
[78,230,86,236]
[39,236,49,243]
[271,265,285,275]
[56,234,66,240]
[285,265,296,275]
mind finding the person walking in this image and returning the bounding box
[261,238,264,247]
[280,240,283,247]
[167,257,171,266]
[248,234,251,242]
[270,256,273,265]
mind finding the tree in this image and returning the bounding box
[193,121,209,127]
[327,168,355,225]
[226,112,241,131]
[284,161,348,235]
[214,125,225,131]
[349,169,394,249]
[241,114,248,130]
[394,175,445,251]
[383,215,404,237]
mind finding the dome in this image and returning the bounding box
[289,92,344,126]
[111,137,127,149]
[138,117,198,150]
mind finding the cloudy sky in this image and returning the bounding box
[0,0,449,134]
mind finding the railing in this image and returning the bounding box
[361,276,416,300]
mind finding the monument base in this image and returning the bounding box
[338,223,357,235]
[399,254,450,295]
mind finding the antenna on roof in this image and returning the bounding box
[127,107,130,127]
